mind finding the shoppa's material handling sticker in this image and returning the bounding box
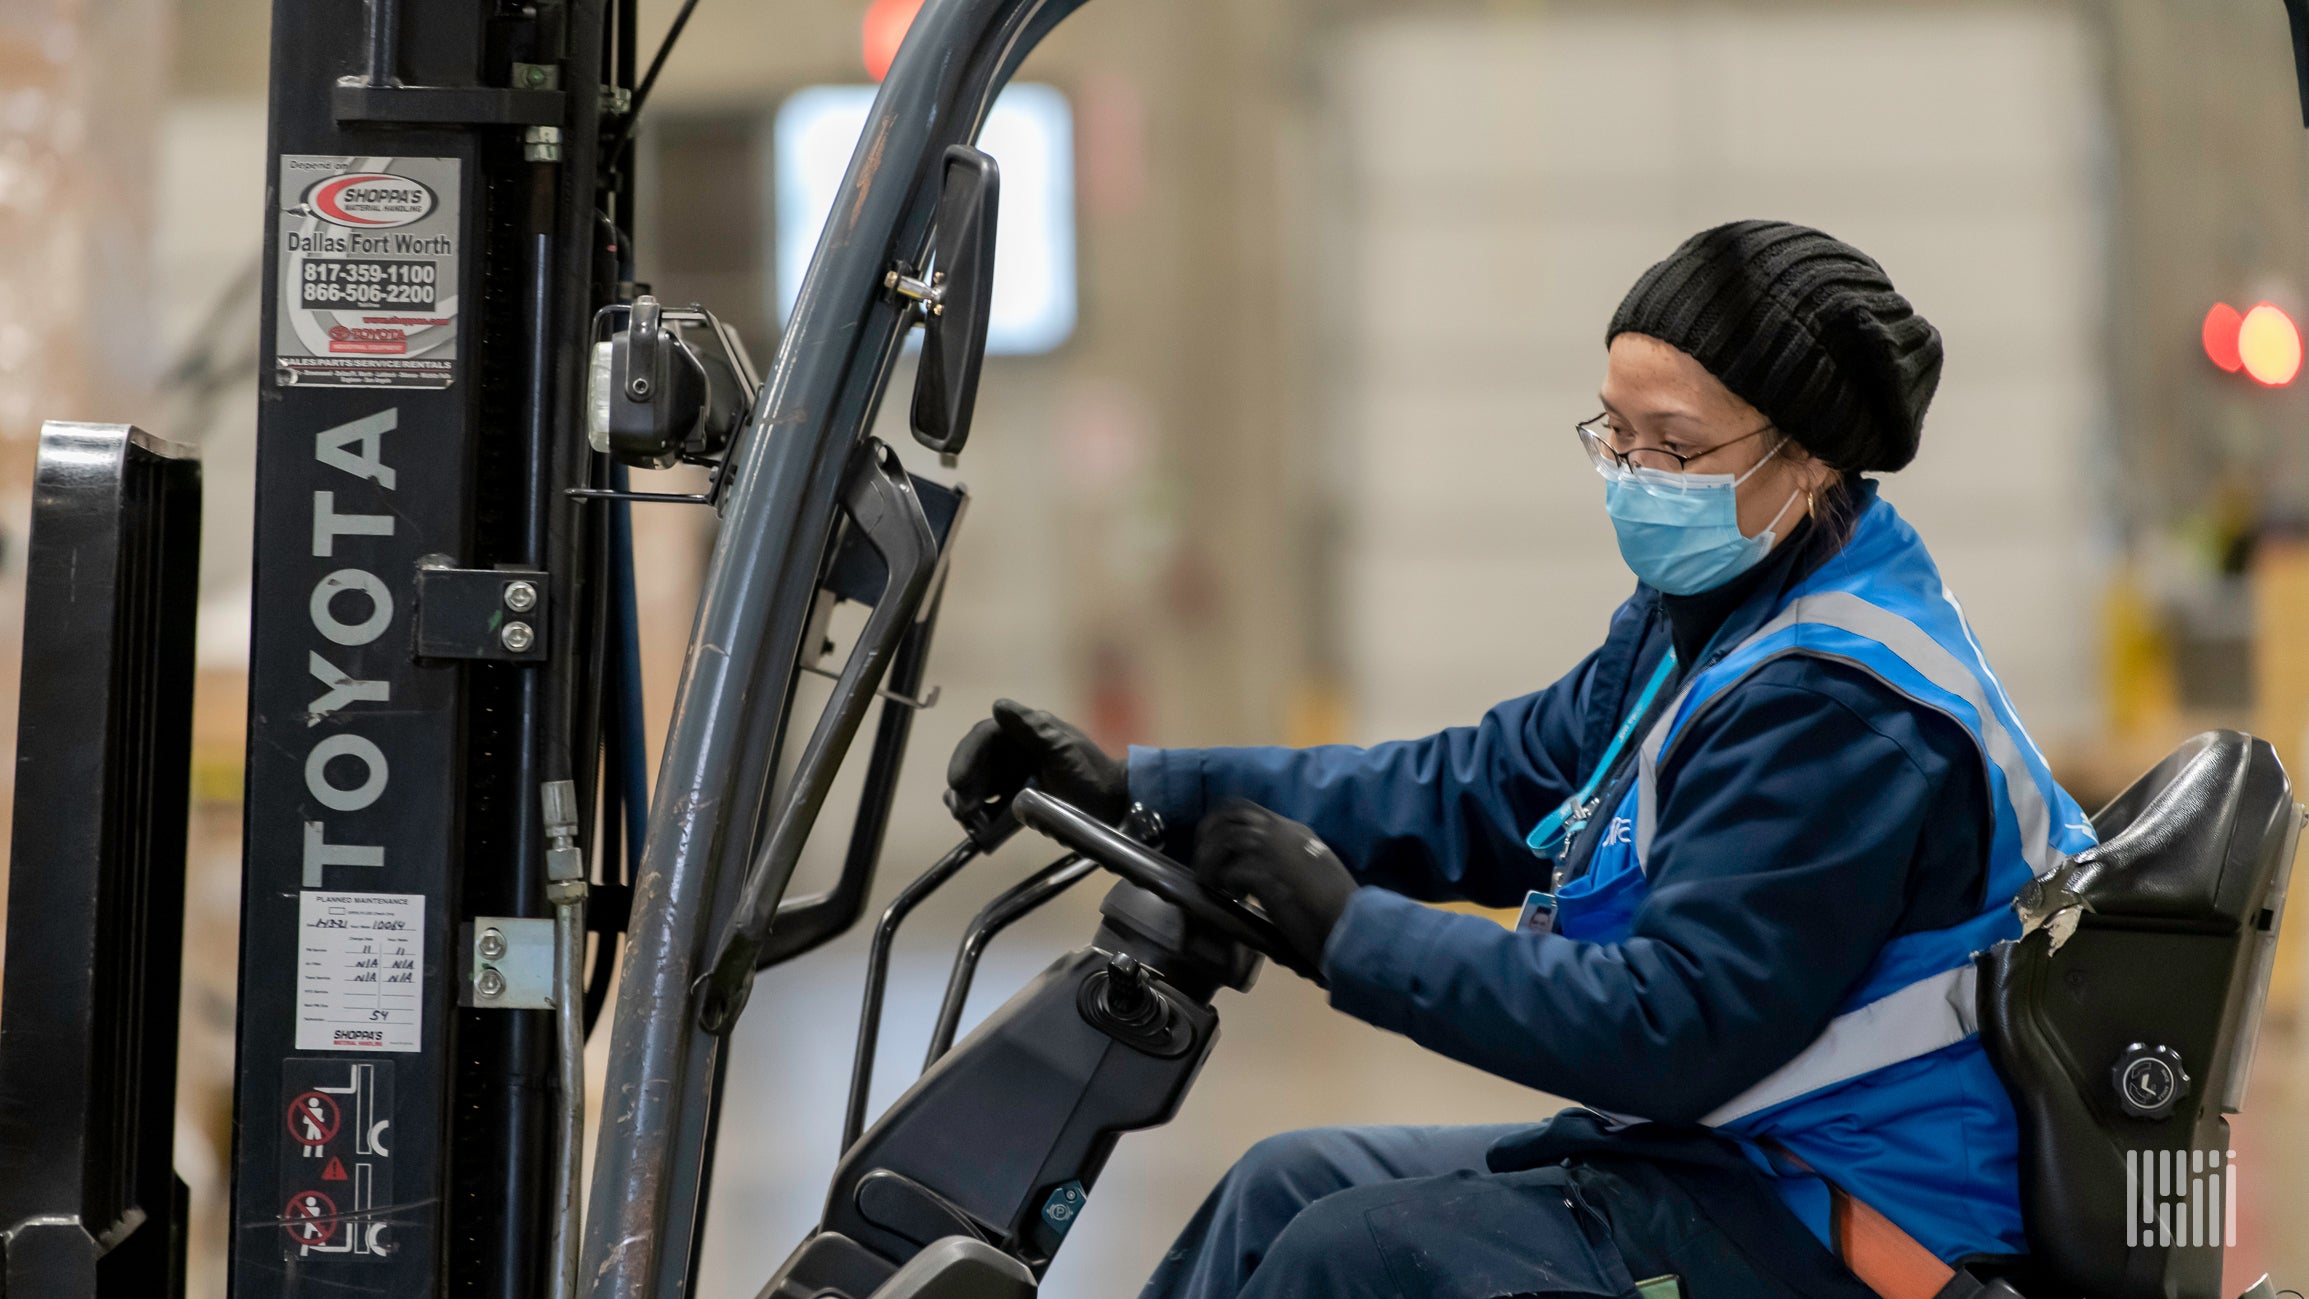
[277,155,460,389]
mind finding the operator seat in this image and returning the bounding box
[1977,730,2299,1299]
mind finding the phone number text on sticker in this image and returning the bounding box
[301,260,438,310]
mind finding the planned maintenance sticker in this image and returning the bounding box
[297,891,424,1052]
[277,155,459,388]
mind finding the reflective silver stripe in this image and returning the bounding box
[1614,588,2048,1126]
[1699,963,1979,1127]
[1633,590,2060,879]
[1633,598,1816,862]
[1787,591,2059,877]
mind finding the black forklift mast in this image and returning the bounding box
[233,0,1034,1292]
[234,0,608,1295]
[228,0,1112,1289]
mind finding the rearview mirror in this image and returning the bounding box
[910,145,999,457]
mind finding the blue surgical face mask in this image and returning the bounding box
[1599,439,1800,595]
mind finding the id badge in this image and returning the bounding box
[1515,889,1558,937]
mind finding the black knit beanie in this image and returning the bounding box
[1607,220,1942,474]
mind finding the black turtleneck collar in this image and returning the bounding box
[1656,478,1868,667]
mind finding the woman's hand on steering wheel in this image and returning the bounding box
[1007,789,1325,983]
[948,699,1130,823]
[1191,800,1356,980]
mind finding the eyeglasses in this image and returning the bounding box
[1575,413,1777,475]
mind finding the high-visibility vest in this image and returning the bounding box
[1552,494,2097,1261]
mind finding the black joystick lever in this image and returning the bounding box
[1079,952,1188,1056]
[1098,955,1159,1022]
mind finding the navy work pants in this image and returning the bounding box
[1136,1122,1883,1299]
[1137,1124,1638,1299]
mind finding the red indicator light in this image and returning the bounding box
[2238,302,2302,387]
[863,0,924,81]
[2203,302,2244,372]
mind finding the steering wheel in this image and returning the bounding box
[1009,788,1325,986]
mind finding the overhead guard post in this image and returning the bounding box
[580,1,1096,1292]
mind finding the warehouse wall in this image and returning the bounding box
[1322,6,2108,751]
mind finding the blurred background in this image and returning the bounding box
[2,0,2309,1294]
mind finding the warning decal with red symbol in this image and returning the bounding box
[286,1090,341,1152]
[283,1190,339,1246]
[278,1059,395,1262]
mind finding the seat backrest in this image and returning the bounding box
[1978,731,2299,1299]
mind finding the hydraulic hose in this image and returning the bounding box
[551,891,586,1299]
[581,766,623,1031]
[563,469,645,1288]
[544,780,590,1299]
[610,464,650,856]
[585,461,650,1032]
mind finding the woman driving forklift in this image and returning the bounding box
[949,220,2096,1299]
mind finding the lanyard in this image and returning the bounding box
[1524,647,1677,860]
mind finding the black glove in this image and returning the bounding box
[946,698,1130,822]
[1191,799,1356,977]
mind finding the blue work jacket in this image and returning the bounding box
[1127,484,2093,1264]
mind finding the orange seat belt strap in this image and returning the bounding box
[1830,1185,1956,1299]
[1765,1142,1956,1299]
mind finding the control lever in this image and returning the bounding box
[920,804,1163,1067]
[923,855,1100,1068]
[945,785,1022,855]
[834,783,1052,1149]
[1076,951,1192,1057]
[694,440,938,1035]
[841,833,985,1153]
[1100,953,1156,1017]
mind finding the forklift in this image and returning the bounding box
[1,0,2308,1296]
